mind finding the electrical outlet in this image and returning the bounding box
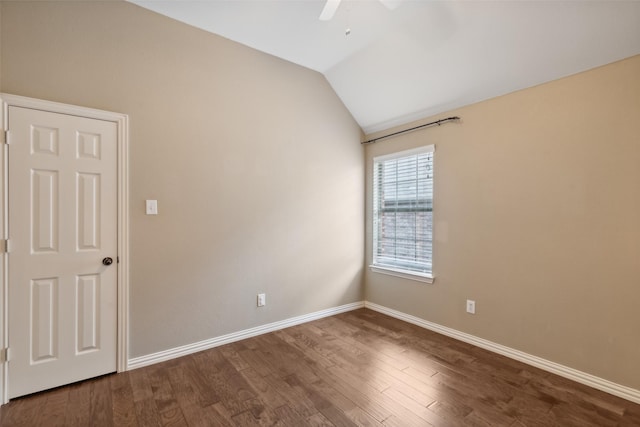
[466,299,476,314]
[257,293,266,307]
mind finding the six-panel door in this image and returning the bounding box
[8,106,117,399]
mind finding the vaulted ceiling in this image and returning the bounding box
[129,0,640,134]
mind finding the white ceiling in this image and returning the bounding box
[129,0,640,134]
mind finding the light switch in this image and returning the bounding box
[146,200,158,215]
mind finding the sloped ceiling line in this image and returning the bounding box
[129,0,640,133]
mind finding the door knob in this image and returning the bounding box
[102,257,113,266]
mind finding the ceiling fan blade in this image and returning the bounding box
[379,0,402,11]
[319,0,342,21]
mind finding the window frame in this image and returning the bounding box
[370,145,435,284]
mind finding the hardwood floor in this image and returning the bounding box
[1,309,639,426]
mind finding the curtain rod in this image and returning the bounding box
[361,116,461,145]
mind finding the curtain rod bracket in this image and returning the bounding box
[361,116,460,145]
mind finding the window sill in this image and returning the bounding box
[369,265,434,284]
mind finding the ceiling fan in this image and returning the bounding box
[319,0,401,21]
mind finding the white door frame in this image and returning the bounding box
[0,94,129,404]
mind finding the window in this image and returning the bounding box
[371,145,434,283]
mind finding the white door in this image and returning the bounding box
[7,106,117,399]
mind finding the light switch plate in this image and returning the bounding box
[146,200,158,215]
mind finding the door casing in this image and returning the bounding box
[0,93,129,404]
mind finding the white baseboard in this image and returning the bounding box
[364,301,640,405]
[127,301,364,370]
[127,299,639,405]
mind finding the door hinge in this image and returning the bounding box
[0,348,8,363]
[0,239,8,253]
[0,130,8,145]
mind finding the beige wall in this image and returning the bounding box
[365,55,640,389]
[1,1,364,358]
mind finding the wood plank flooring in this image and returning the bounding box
[1,309,639,426]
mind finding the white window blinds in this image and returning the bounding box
[372,145,434,278]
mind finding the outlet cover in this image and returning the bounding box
[466,299,476,314]
[257,293,266,307]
